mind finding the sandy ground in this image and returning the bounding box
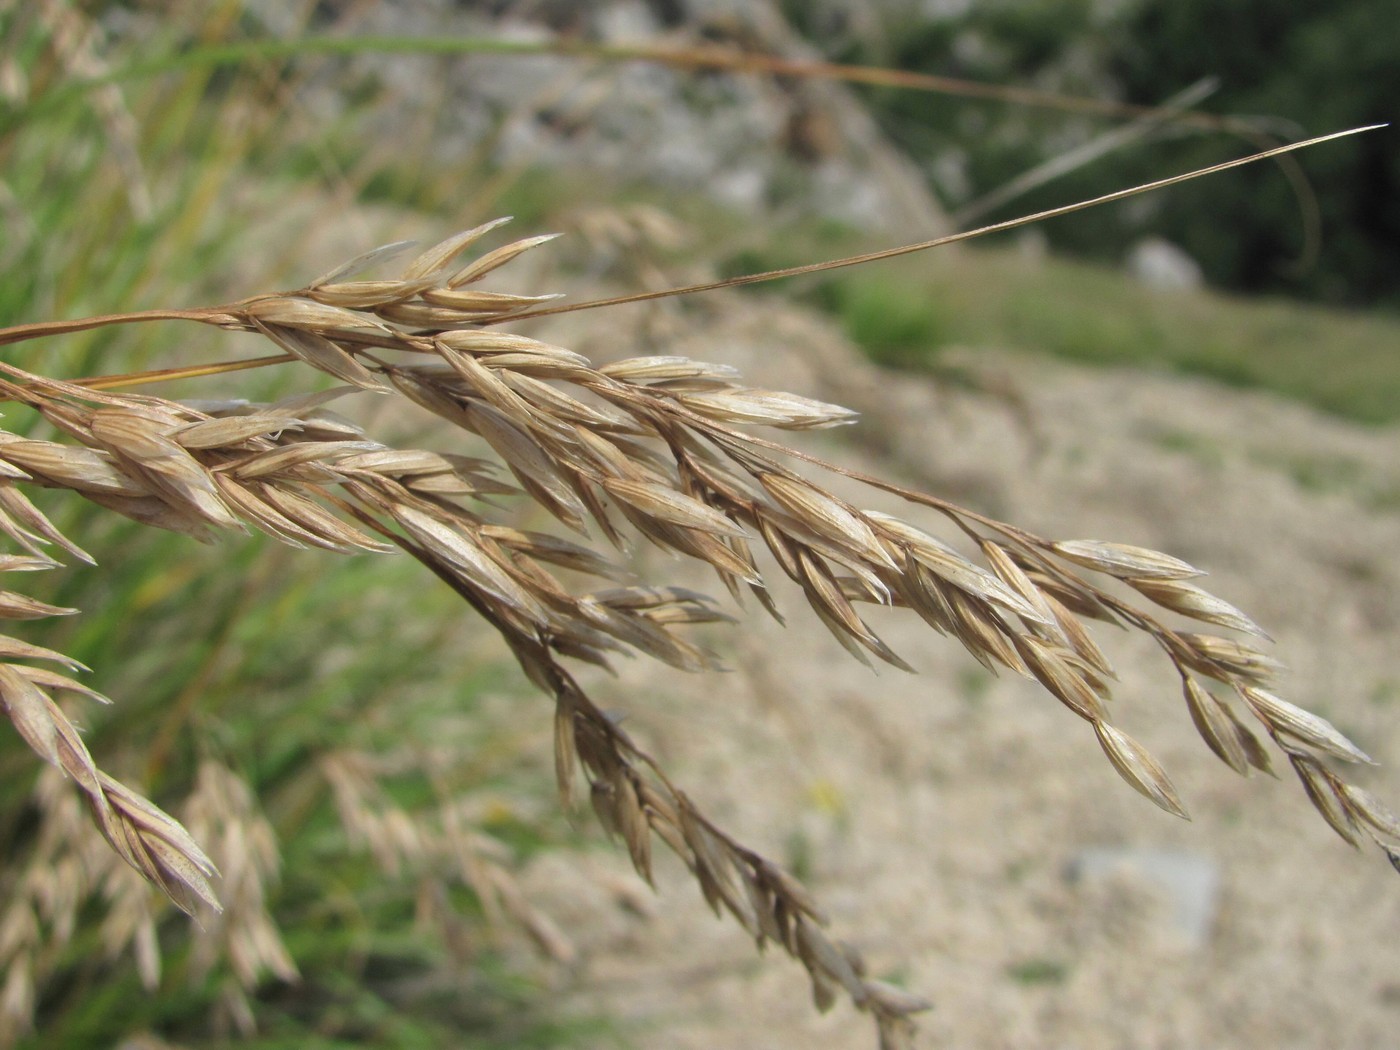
[507,290,1400,1049]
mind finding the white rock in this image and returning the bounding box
[1067,847,1221,949]
[1127,236,1205,292]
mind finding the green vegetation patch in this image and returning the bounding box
[726,227,1400,426]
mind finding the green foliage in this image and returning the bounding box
[1006,957,1069,986]
[811,271,950,369]
[794,0,1398,309]
[1110,0,1398,306]
[727,227,1400,425]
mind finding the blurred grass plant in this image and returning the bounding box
[1,5,588,1048]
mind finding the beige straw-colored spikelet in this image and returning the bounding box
[0,219,1395,1048]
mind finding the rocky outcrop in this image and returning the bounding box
[282,0,949,236]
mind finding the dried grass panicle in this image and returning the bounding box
[182,760,297,1030]
[1,220,1396,1046]
[320,750,575,963]
[0,494,220,919]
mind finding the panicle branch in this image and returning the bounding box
[0,215,1393,1046]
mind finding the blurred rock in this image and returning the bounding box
[1067,847,1221,949]
[271,0,949,236]
[1127,236,1205,292]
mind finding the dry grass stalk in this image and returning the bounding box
[0,211,1393,1048]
